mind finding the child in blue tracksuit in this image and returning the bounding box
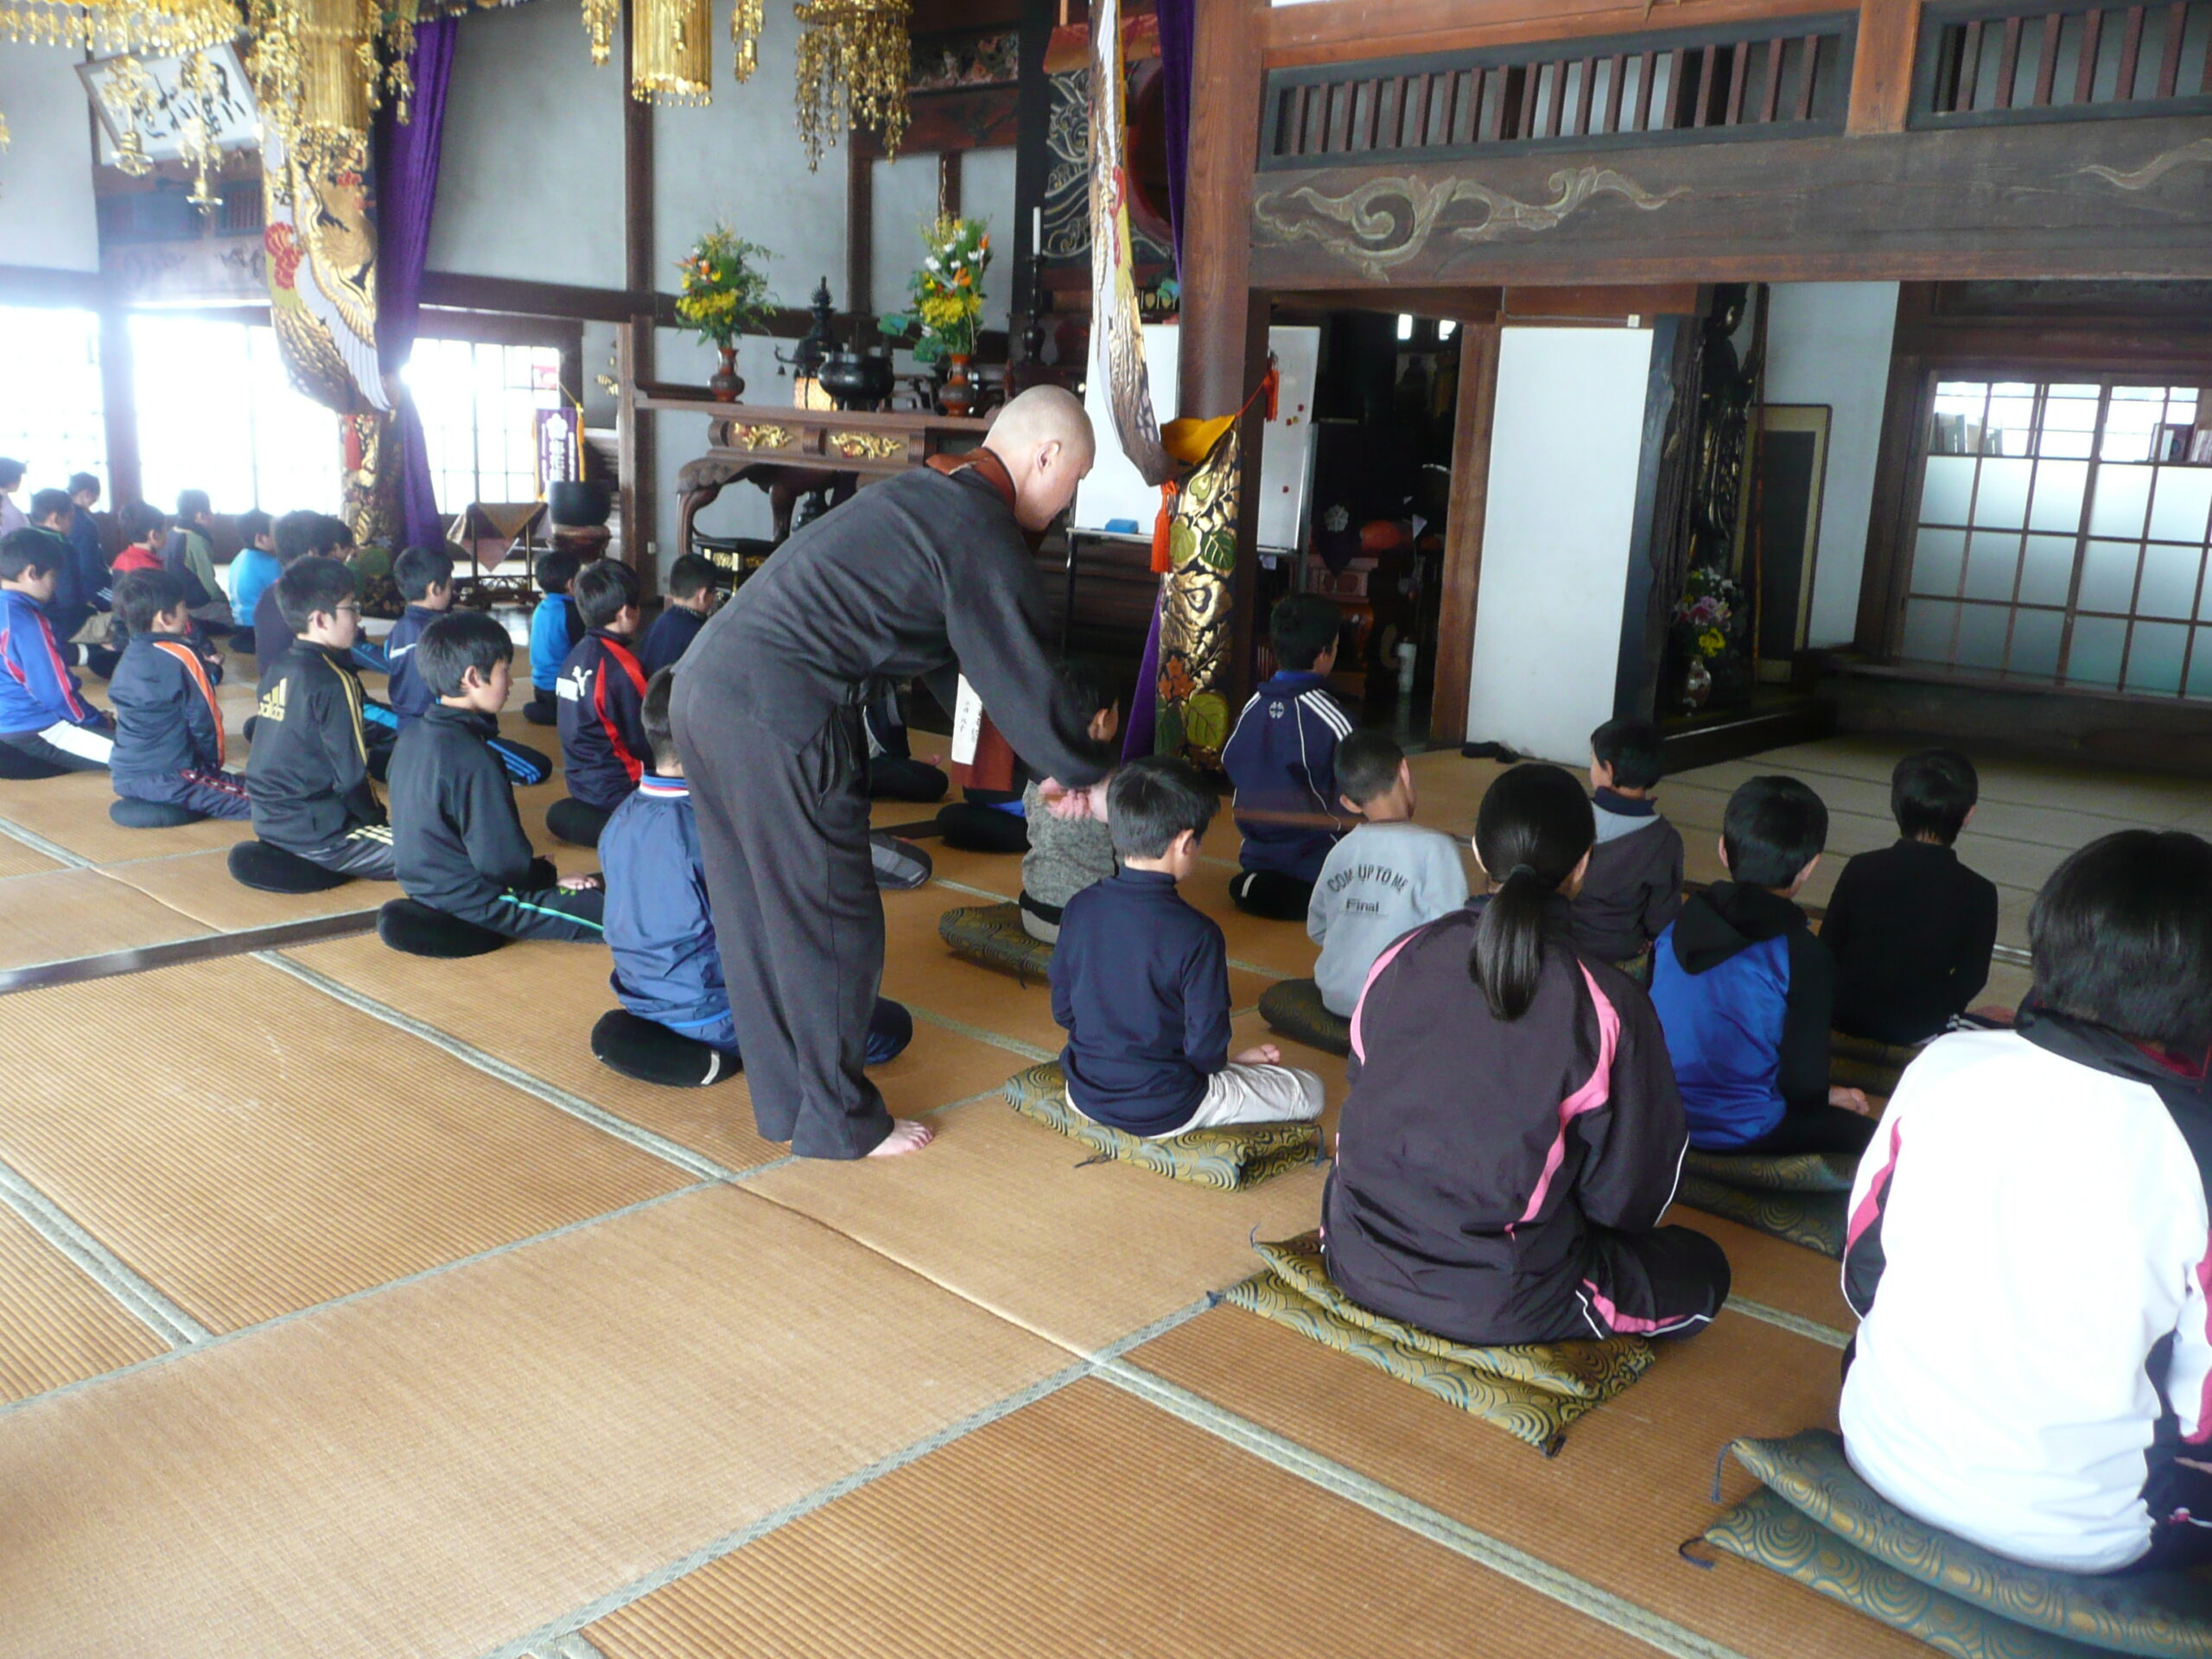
[107,569,249,819]
[0,528,114,775]
[600,667,912,1065]
[1649,774,1874,1155]
[525,549,583,726]
[1222,592,1353,920]
[385,544,553,788]
[555,559,652,844]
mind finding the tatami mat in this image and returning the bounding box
[1132,1305,1927,1659]
[0,831,60,880]
[0,1202,168,1406]
[587,1377,1663,1659]
[0,769,252,863]
[0,866,212,969]
[1670,1211,1856,1335]
[0,1187,1066,1658]
[744,1090,1328,1355]
[281,931,1027,1171]
[99,849,385,932]
[0,956,692,1331]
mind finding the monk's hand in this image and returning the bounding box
[1036,776,1111,822]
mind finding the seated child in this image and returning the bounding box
[1224,592,1352,920]
[601,668,912,1063]
[554,558,651,840]
[107,569,249,819]
[245,557,396,879]
[637,553,719,677]
[1018,658,1122,944]
[389,612,605,942]
[254,510,345,682]
[1649,775,1872,1154]
[1323,763,1729,1345]
[1841,828,2212,1573]
[1822,747,1999,1046]
[1570,716,1684,974]
[379,544,455,726]
[525,549,584,726]
[862,686,948,804]
[29,489,94,645]
[226,509,280,656]
[109,502,166,577]
[0,527,114,773]
[1051,754,1325,1137]
[162,487,230,625]
[1306,730,1469,1017]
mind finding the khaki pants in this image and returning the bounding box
[1148,1061,1325,1138]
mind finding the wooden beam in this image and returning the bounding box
[1013,0,1056,316]
[1502,283,1702,320]
[0,264,105,308]
[938,148,963,219]
[1258,0,1843,67]
[1847,0,1923,136]
[1249,115,2212,287]
[622,0,657,590]
[848,145,874,315]
[97,297,143,508]
[1855,345,1929,655]
[1428,320,1498,747]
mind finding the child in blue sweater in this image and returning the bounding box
[524,549,583,726]
[1052,754,1323,1136]
[1222,592,1353,920]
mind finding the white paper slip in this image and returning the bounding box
[950,675,984,766]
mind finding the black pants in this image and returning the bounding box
[288,823,397,880]
[674,701,893,1159]
[0,728,111,773]
[1738,1103,1878,1157]
[548,798,613,848]
[2138,1459,2212,1569]
[459,884,606,943]
[523,688,559,727]
[867,754,948,804]
[937,799,1029,854]
[1230,868,1313,921]
[1565,1223,1733,1342]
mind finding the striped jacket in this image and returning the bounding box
[0,588,109,738]
[109,630,226,782]
[1222,668,1352,882]
[245,641,382,849]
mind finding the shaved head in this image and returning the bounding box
[983,386,1096,531]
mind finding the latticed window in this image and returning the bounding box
[1900,378,2212,697]
[130,314,342,513]
[405,339,564,514]
[0,306,105,498]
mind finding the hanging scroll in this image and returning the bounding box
[1086,0,1167,489]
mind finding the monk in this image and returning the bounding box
[670,386,1115,1159]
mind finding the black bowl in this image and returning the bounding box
[547,480,612,527]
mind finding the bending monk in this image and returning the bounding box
[670,386,1115,1158]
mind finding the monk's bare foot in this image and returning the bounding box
[867,1118,935,1158]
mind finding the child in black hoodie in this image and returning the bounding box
[389,612,605,942]
[1324,763,1730,1346]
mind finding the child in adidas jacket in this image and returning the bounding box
[1223,593,1353,920]
[1841,828,2212,1574]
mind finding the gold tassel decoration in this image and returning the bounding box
[0,0,235,186]
[581,0,616,67]
[630,0,711,104]
[793,0,909,170]
[729,0,761,83]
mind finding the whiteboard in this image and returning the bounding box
[1073,322,1320,554]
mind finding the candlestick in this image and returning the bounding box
[1031,204,1043,256]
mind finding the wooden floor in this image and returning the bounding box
[0,665,2193,1656]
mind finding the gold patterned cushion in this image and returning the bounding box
[1224,1232,1652,1455]
[1676,1149,1858,1259]
[1831,1031,1924,1100]
[1706,1430,2212,1657]
[1002,1063,1319,1190]
[1257,977,1351,1057]
[939,902,1055,984]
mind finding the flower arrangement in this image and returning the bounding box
[880,214,991,362]
[674,227,778,350]
[1672,565,1741,660]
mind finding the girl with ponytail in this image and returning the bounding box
[1321,764,1732,1347]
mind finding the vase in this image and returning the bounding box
[939,353,976,417]
[709,344,744,404]
[1682,656,1713,714]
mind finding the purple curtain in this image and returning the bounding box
[377,16,458,552]
[1122,601,1160,760]
[1155,0,1194,281]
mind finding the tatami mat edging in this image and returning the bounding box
[0,1155,208,1347]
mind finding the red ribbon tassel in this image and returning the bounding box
[1151,478,1179,575]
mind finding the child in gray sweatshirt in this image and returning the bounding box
[1308,732,1471,1015]
[1019,658,1123,943]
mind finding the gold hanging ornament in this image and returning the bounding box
[793,0,908,169]
[630,0,709,104]
[0,0,237,185]
[581,0,615,66]
[729,0,760,82]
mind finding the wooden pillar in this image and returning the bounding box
[1428,322,1500,748]
[1177,0,1268,709]
[97,296,143,509]
[847,146,874,316]
[1848,0,1923,135]
[621,0,658,592]
[938,149,963,220]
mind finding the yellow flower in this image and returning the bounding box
[1698,627,1725,657]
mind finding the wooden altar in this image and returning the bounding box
[639,393,995,571]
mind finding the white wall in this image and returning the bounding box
[869,152,939,316]
[429,2,625,288]
[1762,282,1899,645]
[0,44,100,271]
[1466,327,1656,764]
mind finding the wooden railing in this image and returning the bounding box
[1258,15,1856,169]
[1913,0,2212,124]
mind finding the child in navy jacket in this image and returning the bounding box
[1223,593,1352,920]
[555,560,652,842]
[600,669,912,1063]
[1052,755,1323,1136]
[637,553,719,677]
[107,569,248,818]
[388,612,604,942]
[0,528,114,774]
[385,545,551,788]
[1649,774,1873,1154]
